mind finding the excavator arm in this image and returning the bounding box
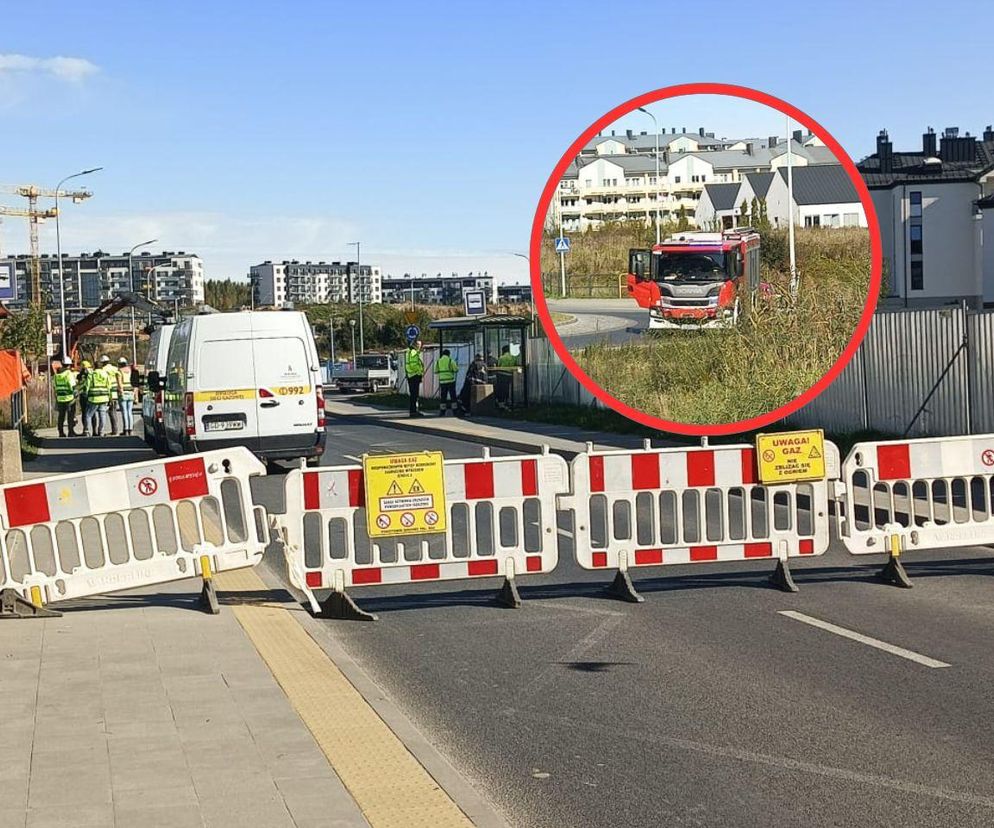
[65,292,172,364]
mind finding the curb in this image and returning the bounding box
[254,552,512,828]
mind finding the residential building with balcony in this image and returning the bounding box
[381,272,496,305]
[0,250,205,314]
[249,260,382,307]
[556,128,834,232]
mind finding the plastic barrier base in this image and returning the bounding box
[200,579,220,614]
[495,576,522,609]
[877,556,913,589]
[606,569,644,603]
[770,559,799,593]
[0,588,61,619]
[319,590,379,622]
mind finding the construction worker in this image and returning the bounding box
[101,355,121,435]
[404,339,425,418]
[494,344,518,410]
[86,358,113,436]
[458,353,487,417]
[78,360,93,435]
[53,363,78,437]
[116,357,135,436]
[434,348,458,416]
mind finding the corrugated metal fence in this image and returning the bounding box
[787,305,994,437]
[523,305,994,437]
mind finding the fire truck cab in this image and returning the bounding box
[627,228,762,330]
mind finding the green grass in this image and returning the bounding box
[571,227,873,425]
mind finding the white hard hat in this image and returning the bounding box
[118,357,128,365]
[99,354,110,363]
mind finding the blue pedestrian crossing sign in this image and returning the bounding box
[405,324,420,342]
[555,237,571,253]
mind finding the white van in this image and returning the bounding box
[142,323,175,453]
[156,311,326,464]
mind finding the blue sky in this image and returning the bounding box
[0,0,988,282]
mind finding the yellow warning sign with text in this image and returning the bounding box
[193,388,255,402]
[364,451,447,537]
[756,429,826,484]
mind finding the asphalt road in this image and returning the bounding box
[549,299,647,349]
[251,419,994,828]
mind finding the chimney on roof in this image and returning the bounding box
[681,126,686,133]
[768,135,778,148]
[698,127,704,136]
[706,132,715,138]
[877,129,893,174]
[626,129,633,139]
[792,129,802,143]
[640,131,647,136]
[610,130,615,136]
[671,127,676,134]
[746,142,754,156]
[922,126,937,157]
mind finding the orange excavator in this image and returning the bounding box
[62,292,173,366]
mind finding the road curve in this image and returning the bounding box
[547,298,647,348]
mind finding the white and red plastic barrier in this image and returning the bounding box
[278,448,569,618]
[560,441,837,596]
[838,435,994,564]
[0,447,268,614]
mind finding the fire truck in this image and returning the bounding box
[626,228,762,330]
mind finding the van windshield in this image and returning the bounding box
[200,340,255,388]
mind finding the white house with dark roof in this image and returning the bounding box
[859,126,994,307]
[695,183,747,229]
[764,165,866,229]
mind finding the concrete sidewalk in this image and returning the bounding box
[324,396,685,457]
[0,428,494,828]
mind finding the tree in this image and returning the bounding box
[0,304,48,363]
[676,205,690,232]
[205,279,252,310]
[740,198,751,225]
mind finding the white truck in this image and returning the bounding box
[334,353,397,393]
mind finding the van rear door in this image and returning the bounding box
[252,336,315,445]
[194,338,261,451]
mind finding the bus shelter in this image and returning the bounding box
[427,315,531,407]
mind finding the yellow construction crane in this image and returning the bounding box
[0,184,93,305]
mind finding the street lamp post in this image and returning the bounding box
[348,242,364,354]
[329,316,336,371]
[349,318,356,360]
[54,167,102,359]
[127,239,157,362]
[637,107,661,245]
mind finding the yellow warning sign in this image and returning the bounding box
[403,310,419,324]
[756,429,827,484]
[193,388,255,402]
[364,451,447,537]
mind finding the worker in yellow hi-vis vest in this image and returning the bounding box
[86,360,113,437]
[53,363,78,437]
[434,348,458,417]
[494,344,518,410]
[404,339,425,418]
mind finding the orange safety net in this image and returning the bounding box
[0,349,27,400]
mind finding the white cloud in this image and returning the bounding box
[0,53,98,82]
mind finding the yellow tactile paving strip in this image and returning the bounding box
[215,568,473,828]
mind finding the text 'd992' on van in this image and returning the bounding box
[154,311,327,464]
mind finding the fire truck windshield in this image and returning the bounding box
[654,252,727,283]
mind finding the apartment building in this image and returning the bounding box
[858,126,994,306]
[497,282,532,304]
[557,128,832,232]
[249,260,382,307]
[381,272,496,305]
[0,250,205,312]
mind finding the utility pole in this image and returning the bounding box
[786,115,798,295]
[349,242,364,354]
[637,107,661,244]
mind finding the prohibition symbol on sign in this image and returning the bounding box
[376,514,391,529]
[137,477,158,496]
[400,512,415,528]
[424,510,439,526]
[762,449,775,463]
[982,449,994,467]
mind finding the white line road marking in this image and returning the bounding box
[778,611,951,668]
[343,454,362,463]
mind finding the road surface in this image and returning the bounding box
[548,299,646,348]
[249,416,994,828]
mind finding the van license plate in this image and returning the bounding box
[204,420,244,432]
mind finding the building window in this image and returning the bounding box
[843,213,859,226]
[910,260,924,291]
[804,215,821,227]
[673,176,681,184]
[910,223,923,255]
[910,191,922,218]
